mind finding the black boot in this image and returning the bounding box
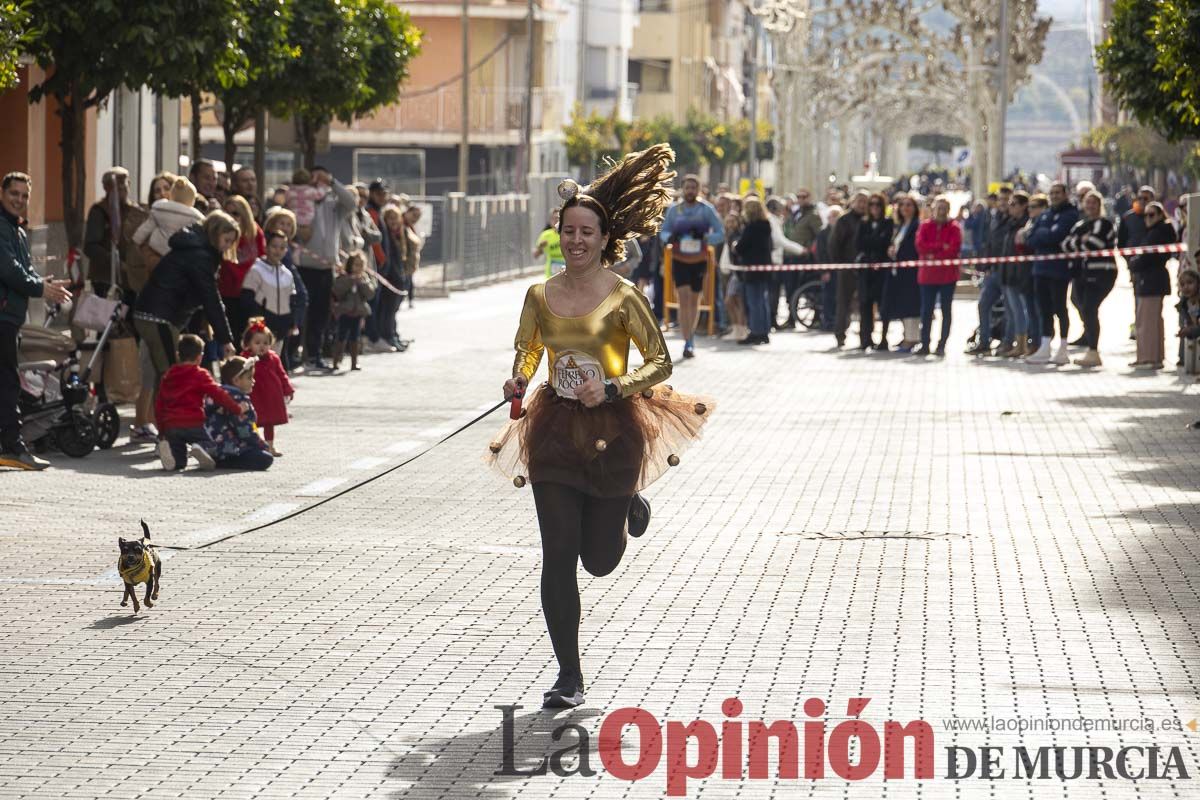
[628,493,651,538]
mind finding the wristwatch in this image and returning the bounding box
[603,379,620,403]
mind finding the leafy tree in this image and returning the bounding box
[281,0,421,168]
[562,104,621,176]
[212,0,297,168]
[1097,0,1200,142]
[23,0,244,247]
[0,1,29,92]
[1084,123,1199,180]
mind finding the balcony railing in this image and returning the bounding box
[348,87,564,135]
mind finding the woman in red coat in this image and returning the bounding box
[914,196,963,356]
[240,318,294,456]
[221,194,266,341]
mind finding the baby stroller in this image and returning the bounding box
[788,277,825,330]
[18,302,124,457]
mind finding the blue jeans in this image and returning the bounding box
[1003,285,1027,343]
[715,269,728,329]
[977,272,1002,345]
[919,283,955,347]
[743,277,771,336]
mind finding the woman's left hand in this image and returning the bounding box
[576,376,606,408]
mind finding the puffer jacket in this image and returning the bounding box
[915,219,962,285]
[1028,201,1080,280]
[133,199,204,257]
[133,225,233,344]
[332,272,377,318]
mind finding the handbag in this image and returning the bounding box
[71,289,121,331]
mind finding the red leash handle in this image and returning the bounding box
[509,385,526,420]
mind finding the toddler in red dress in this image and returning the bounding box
[241,317,295,457]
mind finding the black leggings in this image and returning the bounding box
[532,481,631,674]
[1078,270,1117,350]
[1035,276,1069,339]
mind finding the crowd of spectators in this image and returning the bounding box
[0,161,424,471]
[629,175,1190,369]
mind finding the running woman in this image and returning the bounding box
[487,144,714,708]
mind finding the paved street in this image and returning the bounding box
[2,277,1200,798]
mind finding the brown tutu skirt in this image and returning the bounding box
[485,383,714,497]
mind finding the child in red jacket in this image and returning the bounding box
[240,318,294,457]
[155,334,245,471]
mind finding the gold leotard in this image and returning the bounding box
[488,277,713,497]
[512,278,671,397]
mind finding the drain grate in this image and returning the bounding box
[776,529,966,541]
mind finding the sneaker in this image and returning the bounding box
[542,668,585,709]
[157,440,177,471]
[1074,350,1102,367]
[911,343,931,356]
[129,425,157,444]
[628,493,651,538]
[682,347,695,359]
[993,342,1014,358]
[934,342,946,357]
[189,444,216,471]
[737,335,758,346]
[0,450,49,471]
[309,358,333,371]
[966,342,991,356]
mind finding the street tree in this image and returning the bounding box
[1098,0,1200,143]
[0,1,28,92]
[23,0,244,248]
[212,0,297,169]
[282,0,421,168]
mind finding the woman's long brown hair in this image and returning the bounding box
[559,143,676,265]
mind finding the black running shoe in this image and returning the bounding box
[628,493,651,538]
[543,669,585,709]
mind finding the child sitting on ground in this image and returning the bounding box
[331,251,377,371]
[154,334,243,472]
[285,168,326,244]
[204,356,274,471]
[240,318,294,457]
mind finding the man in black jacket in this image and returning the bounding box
[1,173,72,470]
[830,191,867,347]
[968,188,1013,354]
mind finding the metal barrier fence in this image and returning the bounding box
[441,192,534,289]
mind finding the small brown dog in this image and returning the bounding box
[118,520,161,614]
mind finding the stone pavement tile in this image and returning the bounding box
[2,282,1200,797]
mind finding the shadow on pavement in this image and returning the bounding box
[387,707,602,799]
[88,614,146,629]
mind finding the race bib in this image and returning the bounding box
[679,236,702,256]
[551,350,604,399]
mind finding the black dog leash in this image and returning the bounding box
[163,399,508,551]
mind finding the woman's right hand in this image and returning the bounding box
[503,375,528,401]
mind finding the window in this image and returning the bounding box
[628,59,671,93]
[639,0,669,11]
[234,149,297,193]
[586,46,609,89]
[353,149,425,196]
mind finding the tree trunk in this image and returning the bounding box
[223,114,239,174]
[190,92,202,163]
[58,87,87,251]
[253,110,266,193]
[300,117,317,170]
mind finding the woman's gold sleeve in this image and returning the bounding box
[512,285,544,381]
[615,287,672,397]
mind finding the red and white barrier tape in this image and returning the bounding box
[294,242,409,297]
[727,242,1188,272]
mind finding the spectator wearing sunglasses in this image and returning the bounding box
[1128,202,1178,369]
